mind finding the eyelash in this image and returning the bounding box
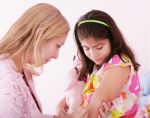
[96,47,103,50]
[84,48,89,51]
[83,47,103,51]
[56,44,61,48]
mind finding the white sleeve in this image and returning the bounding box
[64,67,80,92]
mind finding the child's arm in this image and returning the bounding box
[88,66,130,118]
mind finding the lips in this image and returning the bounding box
[94,58,101,62]
[93,58,102,64]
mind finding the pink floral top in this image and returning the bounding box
[82,55,141,118]
[0,55,53,118]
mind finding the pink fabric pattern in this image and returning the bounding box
[0,55,53,118]
[82,54,141,118]
[129,73,141,96]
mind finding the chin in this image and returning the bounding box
[95,61,103,66]
[94,61,100,64]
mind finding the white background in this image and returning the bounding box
[0,0,150,115]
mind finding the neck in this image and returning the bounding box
[11,54,33,80]
[12,55,23,72]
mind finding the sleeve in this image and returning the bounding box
[63,54,82,92]
[0,73,56,118]
[41,114,55,118]
[64,67,80,91]
[103,54,133,71]
[0,72,27,118]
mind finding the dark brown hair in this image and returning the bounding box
[74,10,140,81]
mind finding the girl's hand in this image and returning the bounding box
[67,107,89,118]
[56,105,67,117]
[136,105,150,118]
[55,97,68,117]
[98,102,112,118]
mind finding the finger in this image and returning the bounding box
[98,109,103,118]
[107,101,112,108]
[99,109,106,118]
[102,102,108,112]
[97,114,101,118]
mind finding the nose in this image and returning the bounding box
[90,49,98,59]
[53,49,59,59]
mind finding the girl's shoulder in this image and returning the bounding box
[102,54,132,71]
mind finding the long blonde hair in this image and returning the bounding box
[0,3,70,71]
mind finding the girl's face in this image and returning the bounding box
[80,37,111,65]
[41,34,67,64]
[29,33,67,66]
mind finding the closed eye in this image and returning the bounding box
[83,47,89,51]
[96,46,103,50]
[56,44,61,48]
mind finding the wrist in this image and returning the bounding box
[53,114,71,118]
[53,115,59,118]
[65,113,71,118]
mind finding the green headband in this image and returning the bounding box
[78,19,109,28]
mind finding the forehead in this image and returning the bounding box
[80,37,108,46]
[47,33,68,44]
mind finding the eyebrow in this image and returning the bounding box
[82,43,104,48]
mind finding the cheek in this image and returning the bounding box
[102,46,111,57]
[46,46,59,58]
[84,51,92,59]
[41,46,52,59]
[44,49,49,58]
